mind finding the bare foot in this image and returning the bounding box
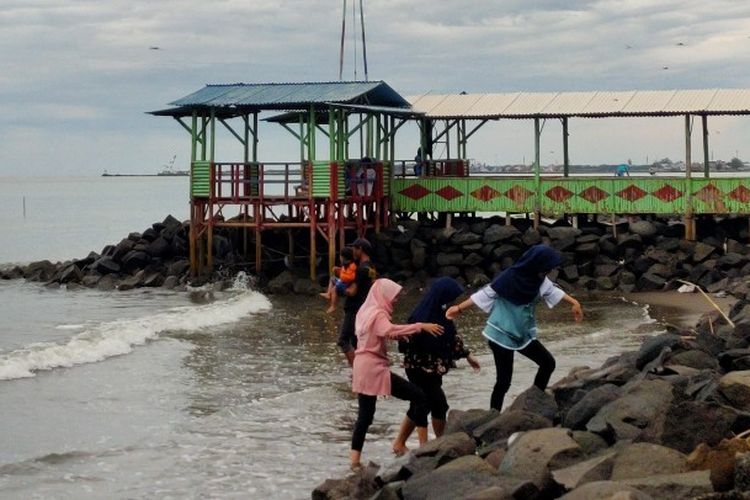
[392,444,410,456]
[319,292,330,300]
[350,462,363,472]
[326,306,336,314]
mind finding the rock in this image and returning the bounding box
[292,278,319,295]
[491,244,522,261]
[719,349,750,372]
[484,449,505,469]
[617,233,643,248]
[370,481,403,500]
[571,431,609,456]
[451,231,482,246]
[145,236,171,258]
[499,428,583,491]
[401,455,500,500]
[563,384,622,430]
[143,272,165,287]
[81,274,101,287]
[118,270,146,291]
[658,401,741,453]
[718,370,750,408]
[23,260,56,281]
[463,480,539,500]
[586,379,675,442]
[267,271,294,294]
[58,264,82,284]
[436,253,463,267]
[312,462,379,500]
[91,256,121,275]
[637,272,666,291]
[548,227,582,240]
[694,242,718,263]
[445,409,499,436]
[166,259,190,277]
[560,480,653,500]
[561,265,580,282]
[552,236,578,252]
[414,432,476,461]
[667,349,718,370]
[410,239,427,269]
[719,253,747,269]
[162,275,179,289]
[522,229,542,246]
[596,276,616,291]
[576,242,600,258]
[112,238,136,262]
[121,250,150,273]
[507,386,559,423]
[437,266,460,278]
[687,438,750,491]
[483,224,520,244]
[595,264,619,277]
[552,450,617,491]
[636,333,683,370]
[610,443,687,480]
[736,452,750,491]
[629,220,658,238]
[473,410,552,445]
[96,274,117,291]
[620,470,713,498]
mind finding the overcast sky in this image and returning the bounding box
[2,0,750,176]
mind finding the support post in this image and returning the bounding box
[685,114,695,240]
[702,114,709,178]
[533,118,541,229]
[207,108,216,271]
[562,117,570,177]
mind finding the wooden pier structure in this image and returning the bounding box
[152,84,750,277]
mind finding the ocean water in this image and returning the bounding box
[0,177,666,499]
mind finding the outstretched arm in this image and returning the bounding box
[445,297,476,320]
[562,293,583,322]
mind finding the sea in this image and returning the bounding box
[0,176,667,499]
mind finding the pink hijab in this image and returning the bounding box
[355,278,402,336]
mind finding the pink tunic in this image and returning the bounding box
[352,316,423,396]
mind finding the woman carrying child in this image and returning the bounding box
[320,247,357,314]
[392,277,481,455]
[350,279,444,470]
[446,245,583,411]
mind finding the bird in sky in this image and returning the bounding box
[662,66,669,70]
[676,42,686,46]
[149,46,161,50]
[625,44,633,49]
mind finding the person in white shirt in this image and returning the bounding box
[446,244,583,410]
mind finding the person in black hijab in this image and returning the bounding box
[447,245,583,411]
[391,277,480,455]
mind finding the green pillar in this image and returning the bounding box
[562,117,570,177]
[191,111,198,163]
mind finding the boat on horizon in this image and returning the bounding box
[102,155,189,177]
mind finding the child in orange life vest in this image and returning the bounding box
[320,247,358,314]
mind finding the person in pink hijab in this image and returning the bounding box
[350,278,444,470]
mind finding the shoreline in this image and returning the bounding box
[628,290,737,329]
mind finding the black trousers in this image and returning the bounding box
[351,372,428,452]
[405,368,449,421]
[337,310,357,353]
[488,339,556,411]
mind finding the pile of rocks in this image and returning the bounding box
[373,216,750,296]
[0,215,239,291]
[313,304,750,499]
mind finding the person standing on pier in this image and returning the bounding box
[350,278,444,470]
[338,238,377,366]
[446,245,583,411]
[392,277,481,455]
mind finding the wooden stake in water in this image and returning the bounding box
[22,196,26,218]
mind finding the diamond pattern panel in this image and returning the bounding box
[434,185,463,201]
[578,186,608,204]
[616,185,648,202]
[505,185,534,203]
[471,185,502,202]
[693,184,724,203]
[545,186,574,202]
[651,184,683,202]
[729,185,750,203]
[399,184,431,200]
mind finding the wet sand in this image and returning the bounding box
[628,290,736,329]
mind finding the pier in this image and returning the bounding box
[151,83,750,277]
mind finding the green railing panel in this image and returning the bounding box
[382,162,391,196]
[393,176,750,215]
[191,161,210,198]
[311,160,331,198]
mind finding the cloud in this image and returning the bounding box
[1,0,750,176]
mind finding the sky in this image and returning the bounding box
[2,0,750,176]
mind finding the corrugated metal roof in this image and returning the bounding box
[153,81,410,117]
[407,89,750,118]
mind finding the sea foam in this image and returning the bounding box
[0,289,271,381]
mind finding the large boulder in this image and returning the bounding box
[686,438,750,491]
[563,384,622,430]
[312,462,379,500]
[436,253,463,267]
[547,227,582,241]
[499,428,583,491]
[610,443,687,480]
[619,470,713,498]
[58,264,82,284]
[483,225,520,244]
[145,236,171,258]
[117,270,145,291]
[91,256,120,275]
[23,260,57,281]
[413,432,476,462]
[586,379,675,442]
[657,401,742,453]
[636,333,683,370]
[451,231,482,246]
[401,455,500,500]
[693,242,718,263]
[507,386,559,423]
[121,250,150,273]
[629,220,658,238]
[445,409,499,436]
[551,450,618,491]
[560,481,652,500]
[267,270,294,294]
[666,349,718,370]
[718,370,750,408]
[112,238,136,262]
[473,410,552,445]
